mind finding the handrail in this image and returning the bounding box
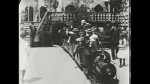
[48,12,128,18]
[38,11,49,32]
[48,12,123,13]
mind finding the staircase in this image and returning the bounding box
[38,12,50,34]
[21,22,39,44]
[21,12,50,45]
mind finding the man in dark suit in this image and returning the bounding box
[109,23,120,60]
[30,22,37,47]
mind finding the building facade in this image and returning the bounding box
[19,0,130,23]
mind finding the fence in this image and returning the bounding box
[28,11,129,34]
[47,12,129,24]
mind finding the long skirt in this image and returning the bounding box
[79,47,89,67]
[117,46,129,59]
[19,40,30,70]
[19,51,28,70]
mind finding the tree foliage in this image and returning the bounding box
[43,0,59,11]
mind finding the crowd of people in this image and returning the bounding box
[21,19,130,67]
[19,19,130,84]
[57,19,130,69]
[27,19,130,67]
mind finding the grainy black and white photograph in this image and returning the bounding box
[19,0,130,84]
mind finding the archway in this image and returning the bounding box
[94,4,104,12]
[25,6,33,21]
[65,5,77,14]
[40,6,47,20]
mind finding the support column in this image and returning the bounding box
[33,0,39,22]
[28,4,29,22]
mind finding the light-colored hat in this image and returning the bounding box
[69,31,75,34]
[81,19,86,24]
[120,27,124,30]
[79,31,85,34]
[84,23,91,26]
[111,21,115,23]
[104,0,110,2]
[86,29,92,32]
[72,28,78,32]
[99,28,104,32]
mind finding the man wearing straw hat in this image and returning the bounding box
[67,28,79,56]
[85,28,92,41]
[73,31,86,64]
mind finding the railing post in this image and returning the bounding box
[28,6,29,22]
[63,13,64,22]
[91,13,93,21]
[110,12,112,22]
[94,13,96,22]
[100,13,102,21]
[64,13,66,22]
[66,13,68,22]
[115,13,116,21]
[96,13,98,21]
[98,13,101,21]
[116,13,118,22]
[105,13,106,22]
[112,13,114,21]
[102,12,103,22]
[69,13,70,21]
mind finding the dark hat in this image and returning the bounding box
[31,22,34,25]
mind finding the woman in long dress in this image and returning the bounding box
[118,38,129,68]
[19,31,30,84]
[117,26,130,68]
